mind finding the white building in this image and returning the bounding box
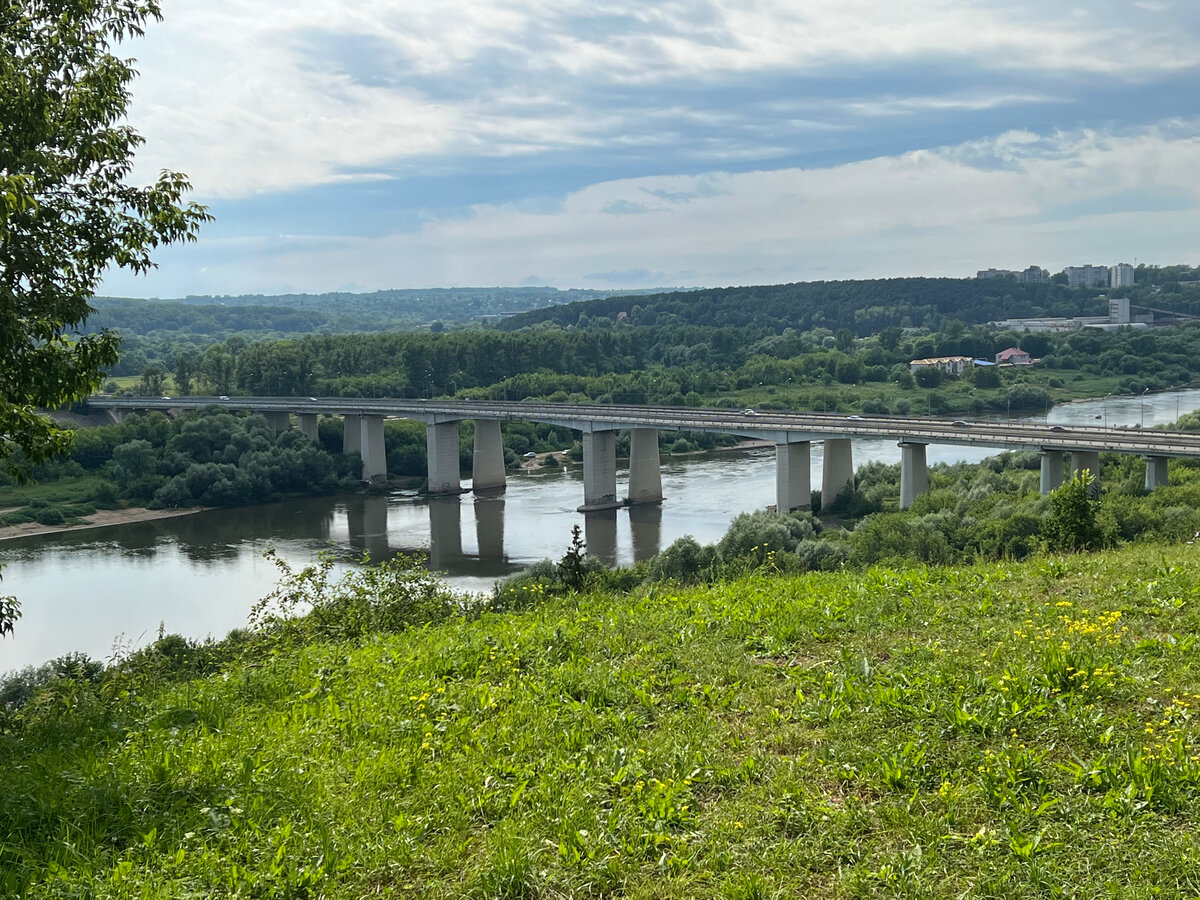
[1065,265,1110,288]
[1108,296,1131,324]
[1110,263,1135,288]
[1021,266,1050,284]
[977,268,1018,280]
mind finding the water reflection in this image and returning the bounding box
[584,510,618,567]
[346,494,389,560]
[427,495,463,570]
[629,503,662,562]
[474,495,505,562]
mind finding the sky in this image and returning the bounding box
[101,0,1200,298]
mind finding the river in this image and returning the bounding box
[2,387,1198,673]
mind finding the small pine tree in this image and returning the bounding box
[558,525,587,591]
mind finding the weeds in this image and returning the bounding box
[4,544,1200,896]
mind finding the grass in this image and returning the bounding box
[5,544,1200,896]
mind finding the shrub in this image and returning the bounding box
[250,549,457,644]
[32,507,65,526]
[645,536,718,584]
[717,509,819,565]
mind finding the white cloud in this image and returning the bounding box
[124,0,1200,198]
[107,123,1200,296]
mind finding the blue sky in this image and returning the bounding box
[102,0,1200,298]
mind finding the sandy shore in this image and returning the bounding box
[0,506,205,542]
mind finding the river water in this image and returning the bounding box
[3,388,1198,673]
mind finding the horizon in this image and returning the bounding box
[97,0,1200,299]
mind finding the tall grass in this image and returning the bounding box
[4,545,1200,896]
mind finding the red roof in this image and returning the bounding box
[996,347,1027,360]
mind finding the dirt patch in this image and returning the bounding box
[0,506,205,542]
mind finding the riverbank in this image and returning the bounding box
[0,506,205,542]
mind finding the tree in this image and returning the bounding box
[1044,472,1103,553]
[138,365,166,396]
[0,1,209,635]
[0,1,210,481]
[173,350,199,395]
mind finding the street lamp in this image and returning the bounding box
[1140,387,1150,429]
[1103,392,1112,430]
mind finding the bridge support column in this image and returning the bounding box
[1039,450,1065,494]
[899,442,928,510]
[426,421,463,494]
[265,411,290,434]
[342,414,362,455]
[472,419,506,492]
[1145,455,1169,490]
[360,415,387,482]
[821,438,854,509]
[579,430,620,511]
[775,440,811,512]
[1071,450,1101,495]
[627,428,663,504]
[298,413,319,442]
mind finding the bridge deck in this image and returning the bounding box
[87,397,1200,459]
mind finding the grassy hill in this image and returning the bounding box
[5,544,1200,897]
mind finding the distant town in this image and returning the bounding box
[976,262,1135,288]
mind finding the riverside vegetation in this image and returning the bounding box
[4,525,1200,896]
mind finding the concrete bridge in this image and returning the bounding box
[88,397,1200,512]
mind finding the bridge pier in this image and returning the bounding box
[342,414,362,455]
[1145,455,1169,490]
[472,419,507,493]
[1039,449,1065,494]
[265,411,291,434]
[580,430,620,511]
[360,415,387,482]
[821,438,854,509]
[1071,450,1101,495]
[627,428,663,504]
[427,421,463,494]
[298,413,319,442]
[899,442,928,510]
[775,440,811,512]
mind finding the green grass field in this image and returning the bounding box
[5,543,1200,897]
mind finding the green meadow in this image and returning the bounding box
[4,544,1200,897]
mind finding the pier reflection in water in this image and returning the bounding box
[356,492,659,583]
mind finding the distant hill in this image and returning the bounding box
[497,277,1107,335]
[91,286,667,337]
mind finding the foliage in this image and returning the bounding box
[0,0,209,481]
[8,544,1200,895]
[249,549,458,644]
[558,524,588,591]
[717,509,818,565]
[1045,472,1104,552]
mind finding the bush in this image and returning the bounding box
[250,549,457,644]
[0,652,104,710]
[717,509,819,566]
[644,536,718,584]
[32,507,65,526]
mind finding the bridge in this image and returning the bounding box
[88,397,1200,511]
